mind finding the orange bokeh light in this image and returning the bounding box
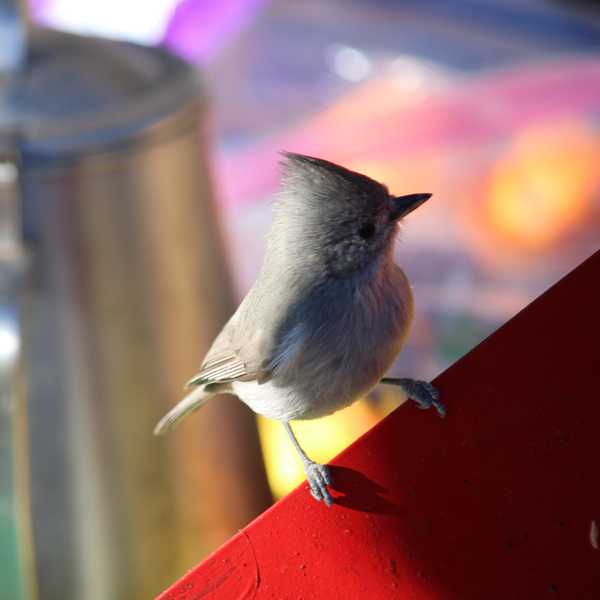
[485,122,599,250]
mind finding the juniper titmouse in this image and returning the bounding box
[155,153,445,506]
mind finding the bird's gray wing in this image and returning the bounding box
[185,352,260,387]
[156,288,281,435]
[185,309,272,388]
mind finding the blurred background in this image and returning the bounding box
[1,0,599,598]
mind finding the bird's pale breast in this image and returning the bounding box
[234,264,413,421]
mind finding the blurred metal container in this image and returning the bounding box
[0,5,272,599]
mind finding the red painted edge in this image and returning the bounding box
[158,250,600,600]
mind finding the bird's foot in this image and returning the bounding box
[304,461,333,507]
[381,377,446,418]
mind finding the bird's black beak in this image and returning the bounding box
[390,193,432,220]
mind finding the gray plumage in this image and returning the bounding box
[155,153,442,505]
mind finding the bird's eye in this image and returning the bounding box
[358,222,376,240]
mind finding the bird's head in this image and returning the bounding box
[269,152,431,278]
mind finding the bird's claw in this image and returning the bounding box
[404,379,446,418]
[382,377,446,418]
[304,461,333,507]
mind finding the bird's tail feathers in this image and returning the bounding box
[153,386,212,435]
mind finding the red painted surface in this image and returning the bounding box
[158,251,600,600]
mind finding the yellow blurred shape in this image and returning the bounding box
[258,389,406,499]
[486,122,599,250]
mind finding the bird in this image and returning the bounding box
[154,152,445,506]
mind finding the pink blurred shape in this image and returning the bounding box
[215,57,600,211]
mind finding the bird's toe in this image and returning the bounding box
[305,462,333,507]
[399,378,446,418]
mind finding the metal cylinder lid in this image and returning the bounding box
[0,27,203,160]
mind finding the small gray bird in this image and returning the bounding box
[154,153,445,506]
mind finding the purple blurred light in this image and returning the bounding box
[163,0,266,63]
[27,0,52,20]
